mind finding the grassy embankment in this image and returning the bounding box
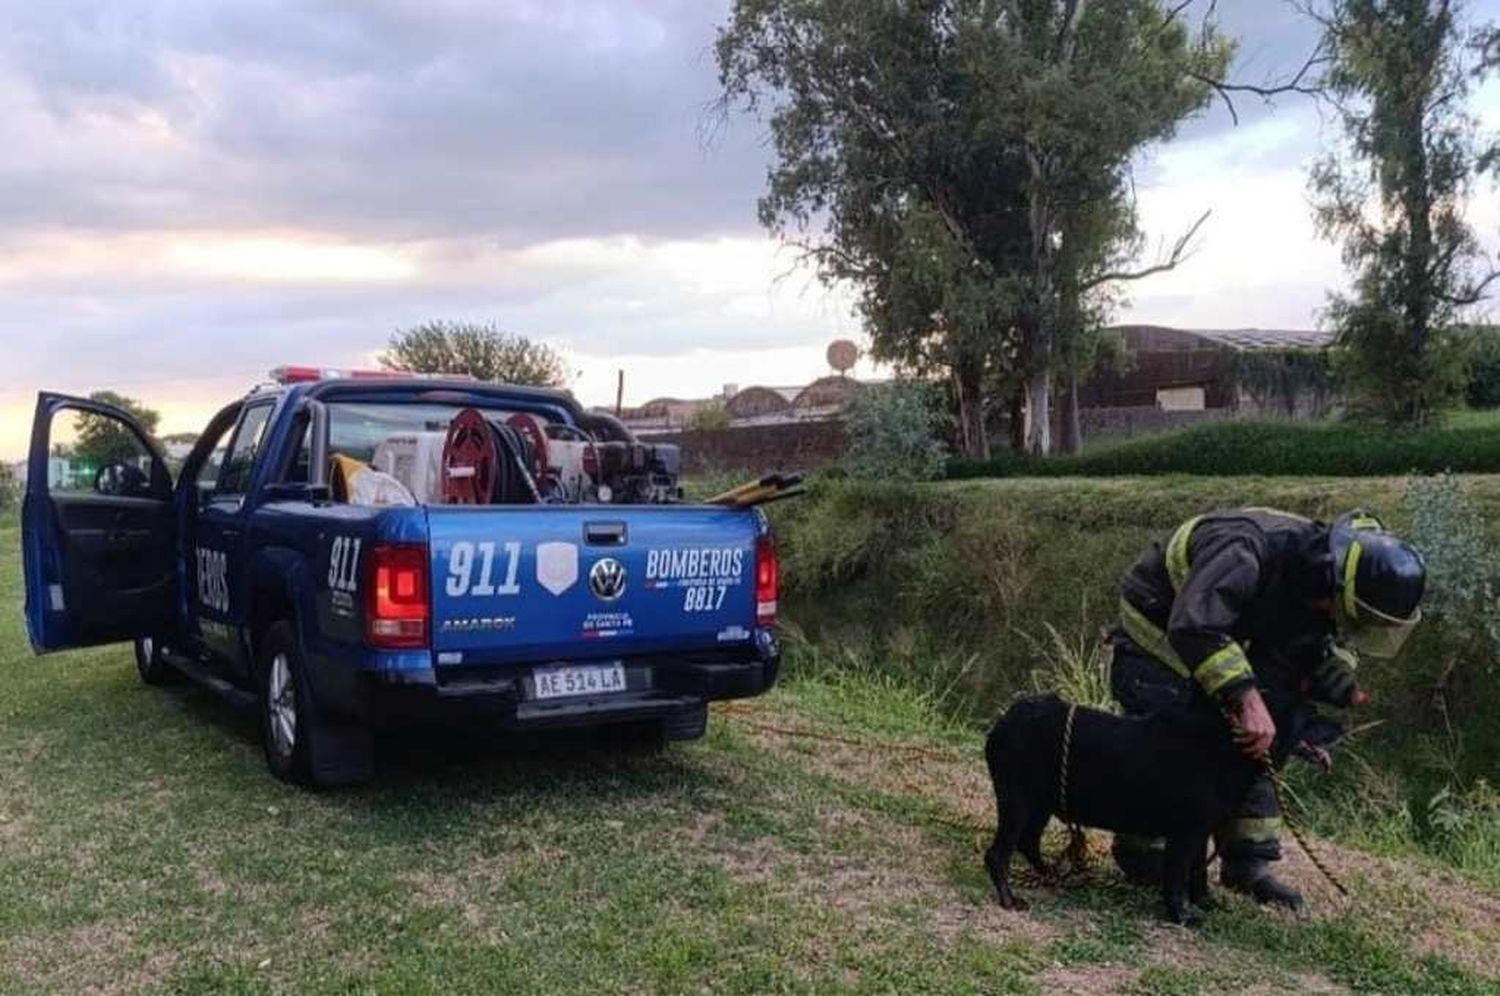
[1,494,1497,992]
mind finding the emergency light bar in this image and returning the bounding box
[269,365,478,385]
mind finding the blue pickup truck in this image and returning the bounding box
[21,370,780,785]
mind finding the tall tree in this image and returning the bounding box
[1309,0,1498,425]
[74,391,160,469]
[716,0,1231,456]
[381,321,568,387]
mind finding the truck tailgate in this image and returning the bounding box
[427,506,761,667]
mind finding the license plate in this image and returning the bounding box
[532,662,627,700]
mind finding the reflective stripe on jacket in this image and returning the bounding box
[1118,508,1335,703]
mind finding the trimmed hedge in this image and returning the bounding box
[948,417,1500,478]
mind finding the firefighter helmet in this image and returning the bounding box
[1329,511,1425,658]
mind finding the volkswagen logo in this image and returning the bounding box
[589,558,627,601]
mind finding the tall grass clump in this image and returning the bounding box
[1021,611,1117,712]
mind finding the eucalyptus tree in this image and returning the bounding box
[1309,0,1498,425]
[717,0,1231,455]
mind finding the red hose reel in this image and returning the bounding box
[504,412,550,481]
[440,408,500,505]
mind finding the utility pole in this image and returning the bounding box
[615,369,624,416]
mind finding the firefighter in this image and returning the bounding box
[1108,509,1426,909]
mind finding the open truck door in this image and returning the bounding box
[23,392,175,653]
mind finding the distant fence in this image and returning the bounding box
[647,420,849,476]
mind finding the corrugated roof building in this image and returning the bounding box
[1081,325,1335,415]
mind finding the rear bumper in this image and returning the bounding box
[346,652,779,732]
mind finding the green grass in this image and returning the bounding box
[2,514,1497,992]
[948,412,1500,478]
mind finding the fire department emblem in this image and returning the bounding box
[536,541,579,596]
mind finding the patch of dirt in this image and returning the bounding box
[1276,838,1500,977]
[3,920,179,996]
[1035,964,1140,995]
[928,901,1060,947]
[682,808,1059,948]
[1239,974,1351,995]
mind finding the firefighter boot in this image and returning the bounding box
[1221,857,1303,910]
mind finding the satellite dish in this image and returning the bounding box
[827,339,859,375]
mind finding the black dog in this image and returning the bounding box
[983,693,1304,925]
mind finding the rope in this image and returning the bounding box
[1059,703,1079,821]
[715,708,970,764]
[1267,761,1350,898]
[1055,703,1090,881]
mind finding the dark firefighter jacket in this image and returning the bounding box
[1117,509,1341,703]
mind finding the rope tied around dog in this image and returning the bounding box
[1058,703,1078,820]
[1055,704,1091,872]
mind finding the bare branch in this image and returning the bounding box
[1439,268,1500,306]
[1080,209,1211,290]
[1190,40,1329,125]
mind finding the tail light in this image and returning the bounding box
[365,543,430,649]
[755,534,779,628]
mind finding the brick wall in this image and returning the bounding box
[648,420,849,476]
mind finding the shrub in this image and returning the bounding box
[948,417,1500,478]
[843,380,947,482]
[1401,473,1500,660]
[1463,325,1500,408]
[687,400,732,432]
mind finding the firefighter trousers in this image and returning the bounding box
[1108,636,1282,867]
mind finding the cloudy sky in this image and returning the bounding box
[1,0,1497,460]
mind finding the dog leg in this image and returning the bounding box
[1189,840,1216,910]
[1018,810,1053,878]
[1161,834,1206,927]
[985,801,1029,911]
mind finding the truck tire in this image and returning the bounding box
[133,636,179,686]
[258,621,375,788]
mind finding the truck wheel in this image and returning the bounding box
[260,622,314,785]
[133,636,179,685]
[258,621,375,788]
